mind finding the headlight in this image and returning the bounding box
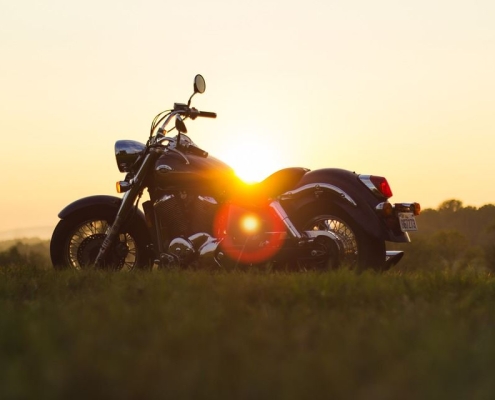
[115,140,145,172]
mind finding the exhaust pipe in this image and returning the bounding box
[385,251,404,269]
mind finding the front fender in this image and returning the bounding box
[281,168,409,242]
[57,195,150,240]
[58,195,123,218]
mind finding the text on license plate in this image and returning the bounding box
[398,212,418,232]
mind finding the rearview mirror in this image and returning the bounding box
[194,74,206,94]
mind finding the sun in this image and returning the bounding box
[220,137,284,183]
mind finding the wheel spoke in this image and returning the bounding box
[65,219,138,270]
[304,215,358,268]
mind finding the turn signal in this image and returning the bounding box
[376,202,393,217]
[413,202,421,216]
[116,181,131,193]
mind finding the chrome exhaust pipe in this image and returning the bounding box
[385,251,404,269]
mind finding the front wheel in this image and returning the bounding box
[294,206,386,271]
[50,208,151,270]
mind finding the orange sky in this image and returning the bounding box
[1,0,494,238]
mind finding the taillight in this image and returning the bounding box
[359,175,393,199]
[370,176,393,198]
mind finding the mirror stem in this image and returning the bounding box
[187,93,195,107]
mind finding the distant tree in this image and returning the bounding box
[431,229,470,269]
[0,241,51,268]
[438,199,464,213]
[0,245,23,266]
[393,236,440,271]
[482,224,495,272]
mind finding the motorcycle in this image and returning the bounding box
[50,74,420,271]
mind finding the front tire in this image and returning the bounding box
[294,205,386,271]
[50,208,150,270]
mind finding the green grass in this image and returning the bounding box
[1,267,495,399]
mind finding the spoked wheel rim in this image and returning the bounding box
[304,216,359,268]
[67,219,138,270]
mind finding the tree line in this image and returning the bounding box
[1,199,495,271]
[0,240,51,269]
[391,199,495,271]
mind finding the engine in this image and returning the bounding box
[154,192,218,240]
[151,192,220,265]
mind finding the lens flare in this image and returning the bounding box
[214,204,286,264]
[241,214,260,234]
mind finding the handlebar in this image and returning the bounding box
[186,144,208,158]
[187,107,216,119]
[153,103,217,143]
[197,111,217,118]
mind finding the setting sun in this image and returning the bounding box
[1,0,495,239]
[218,134,285,183]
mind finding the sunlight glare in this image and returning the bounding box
[241,214,260,234]
[220,133,283,183]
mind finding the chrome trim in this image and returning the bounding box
[385,251,404,268]
[357,175,381,196]
[155,194,175,204]
[198,196,218,205]
[358,175,381,194]
[156,165,173,173]
[269,200,303,239]
[304,229,342,243]
[278,183,357,207]
[168,237,195,263]
[304,229,345,256]
[115,140,146,172]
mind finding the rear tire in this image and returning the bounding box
[293,205,386,271]
[50,208,150,270]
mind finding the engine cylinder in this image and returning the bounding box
[154,194,187,238]
[154,193,219,240]
[190,196,218,234]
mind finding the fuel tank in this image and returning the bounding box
[154,151,237,194]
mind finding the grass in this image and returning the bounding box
[1,266,495,399]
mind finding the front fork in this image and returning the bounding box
[94,148,162,267]
[94,191,135,267]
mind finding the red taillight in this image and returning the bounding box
[370,176,393,198]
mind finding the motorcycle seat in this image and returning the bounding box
[232,167,309,205]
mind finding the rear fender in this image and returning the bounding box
[280,168,409,242]
[57,195,150,241]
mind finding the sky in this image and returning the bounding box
[1,0,494,239]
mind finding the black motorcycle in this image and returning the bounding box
[50,75,420,271]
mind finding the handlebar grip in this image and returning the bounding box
[187,144,208,158]
[198,111,217,118]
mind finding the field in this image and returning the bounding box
[1,266,495,400]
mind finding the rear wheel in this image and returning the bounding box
[50,209,150,270]
[295,207,386,270]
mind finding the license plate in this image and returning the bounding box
[398,212,418,232]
